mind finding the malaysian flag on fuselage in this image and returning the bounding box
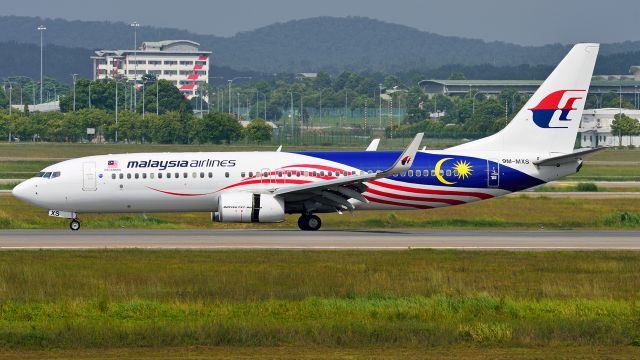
[107,160,118,169]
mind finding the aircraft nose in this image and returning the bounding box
[12,180,33,202]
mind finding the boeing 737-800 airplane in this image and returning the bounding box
[12,43,601,231]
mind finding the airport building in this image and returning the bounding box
[579,108,640,147]
[419,79,640,102]
[91,40,211,99]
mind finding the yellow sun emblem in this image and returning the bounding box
[453,160,473,180]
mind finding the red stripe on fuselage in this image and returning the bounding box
[365,187,467,205]
[368,180,493,199]
[364,195,434,209]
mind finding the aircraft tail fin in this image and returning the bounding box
[449,43,599,155]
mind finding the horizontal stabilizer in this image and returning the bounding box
[533,147,607,166]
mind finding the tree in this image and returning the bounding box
[192,112,244,144]
[139,79,192,115]
[245,118,273,143]
[150,112,184,144]
[448,72,466,80]
[611,113,640,146]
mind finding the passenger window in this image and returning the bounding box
[287,171,292,177]
[416,170,421,176]
[150,173,155,179]
[278,172,283,177]
[296,171,300,177]
[446,170,451,176]
[167,173,171,179]
[225,172,229,178]
[126,173,131,179]
[192,172,197,178]
[119,173,124,179]
[200,172,205,178]
[313,171,317,177]
[320,171,325,177]
[158,173,162,179]
[424,170,429,177]
[142,173,147,179]
[134,173,139,179]
[183,172,187,178]
[401,172,406,177]
[241,172,246,178]
[249,172,254,178]
[112,174,116,180]
[263,172,268,177]
[454,171,459,177]
[208,172,213,178]
[344,171,348,176]
[408,170,413,177]
[431,170,436,176]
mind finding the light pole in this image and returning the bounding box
[115,79,119,143]
[156,79,159,116]
[4,81,12,115]
[130,21,140,107]
[88,83,92,108]
[37,25,46,105]
[207,76,223,114]
[72,73,78,111]
[142,81,146,120]
[227,76,251,114]
[378,84,383,129]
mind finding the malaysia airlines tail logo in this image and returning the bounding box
[401,156,412,165]
[529,90,586,128]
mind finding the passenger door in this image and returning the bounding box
[82,162,97,191]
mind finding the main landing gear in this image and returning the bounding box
[298,214,321,231]
[69,219,81,231]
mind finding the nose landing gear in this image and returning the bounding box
[298,214,321,231]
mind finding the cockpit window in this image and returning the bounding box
[43,172,52,178]
[36,172,45,178]
[51,171,61,178]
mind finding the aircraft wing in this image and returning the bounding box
[533,147,607,166]
[272,133,423,210]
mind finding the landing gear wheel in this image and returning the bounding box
[298,214,321,231]
[298,215,310,231]
[69,219,81,231]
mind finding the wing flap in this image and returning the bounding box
[533,147,607,166]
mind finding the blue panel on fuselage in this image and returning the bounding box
[295,151,545,192]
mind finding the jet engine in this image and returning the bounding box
[212,193,285,223]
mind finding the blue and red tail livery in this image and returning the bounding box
[529,90,585,128]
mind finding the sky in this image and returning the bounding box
[2,0,639,45]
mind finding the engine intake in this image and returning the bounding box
[213,193,284,223]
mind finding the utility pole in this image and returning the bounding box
[72,74,78,111]
[37,25,46,105]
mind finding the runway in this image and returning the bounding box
[0,229,639,250]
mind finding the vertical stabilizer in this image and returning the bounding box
[449,43,599,154]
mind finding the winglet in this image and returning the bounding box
[276,145,282,152]
[381,133,423,176]
[365,139,380,151]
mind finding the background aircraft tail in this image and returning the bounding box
[448,43,599,155]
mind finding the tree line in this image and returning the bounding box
[0,108,273,144]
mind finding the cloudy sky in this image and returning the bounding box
[3,0,639,45]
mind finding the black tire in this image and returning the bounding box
[69,219,81,231]
[298,215,310,230]
[307,215,321,231]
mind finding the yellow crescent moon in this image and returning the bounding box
[435,157,457,185]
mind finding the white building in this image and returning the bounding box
[579,108,640,147]
[92,40,211,99]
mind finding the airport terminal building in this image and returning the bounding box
[579,108,640,147]
[91,40,211,99]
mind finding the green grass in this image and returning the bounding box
[3,193,640,230]
[566,164,640,181]
[1,250,640,355]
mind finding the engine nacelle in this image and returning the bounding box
[213,193,285,223]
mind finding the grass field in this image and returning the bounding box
[0,250,640,358]
[2,193,640,230]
